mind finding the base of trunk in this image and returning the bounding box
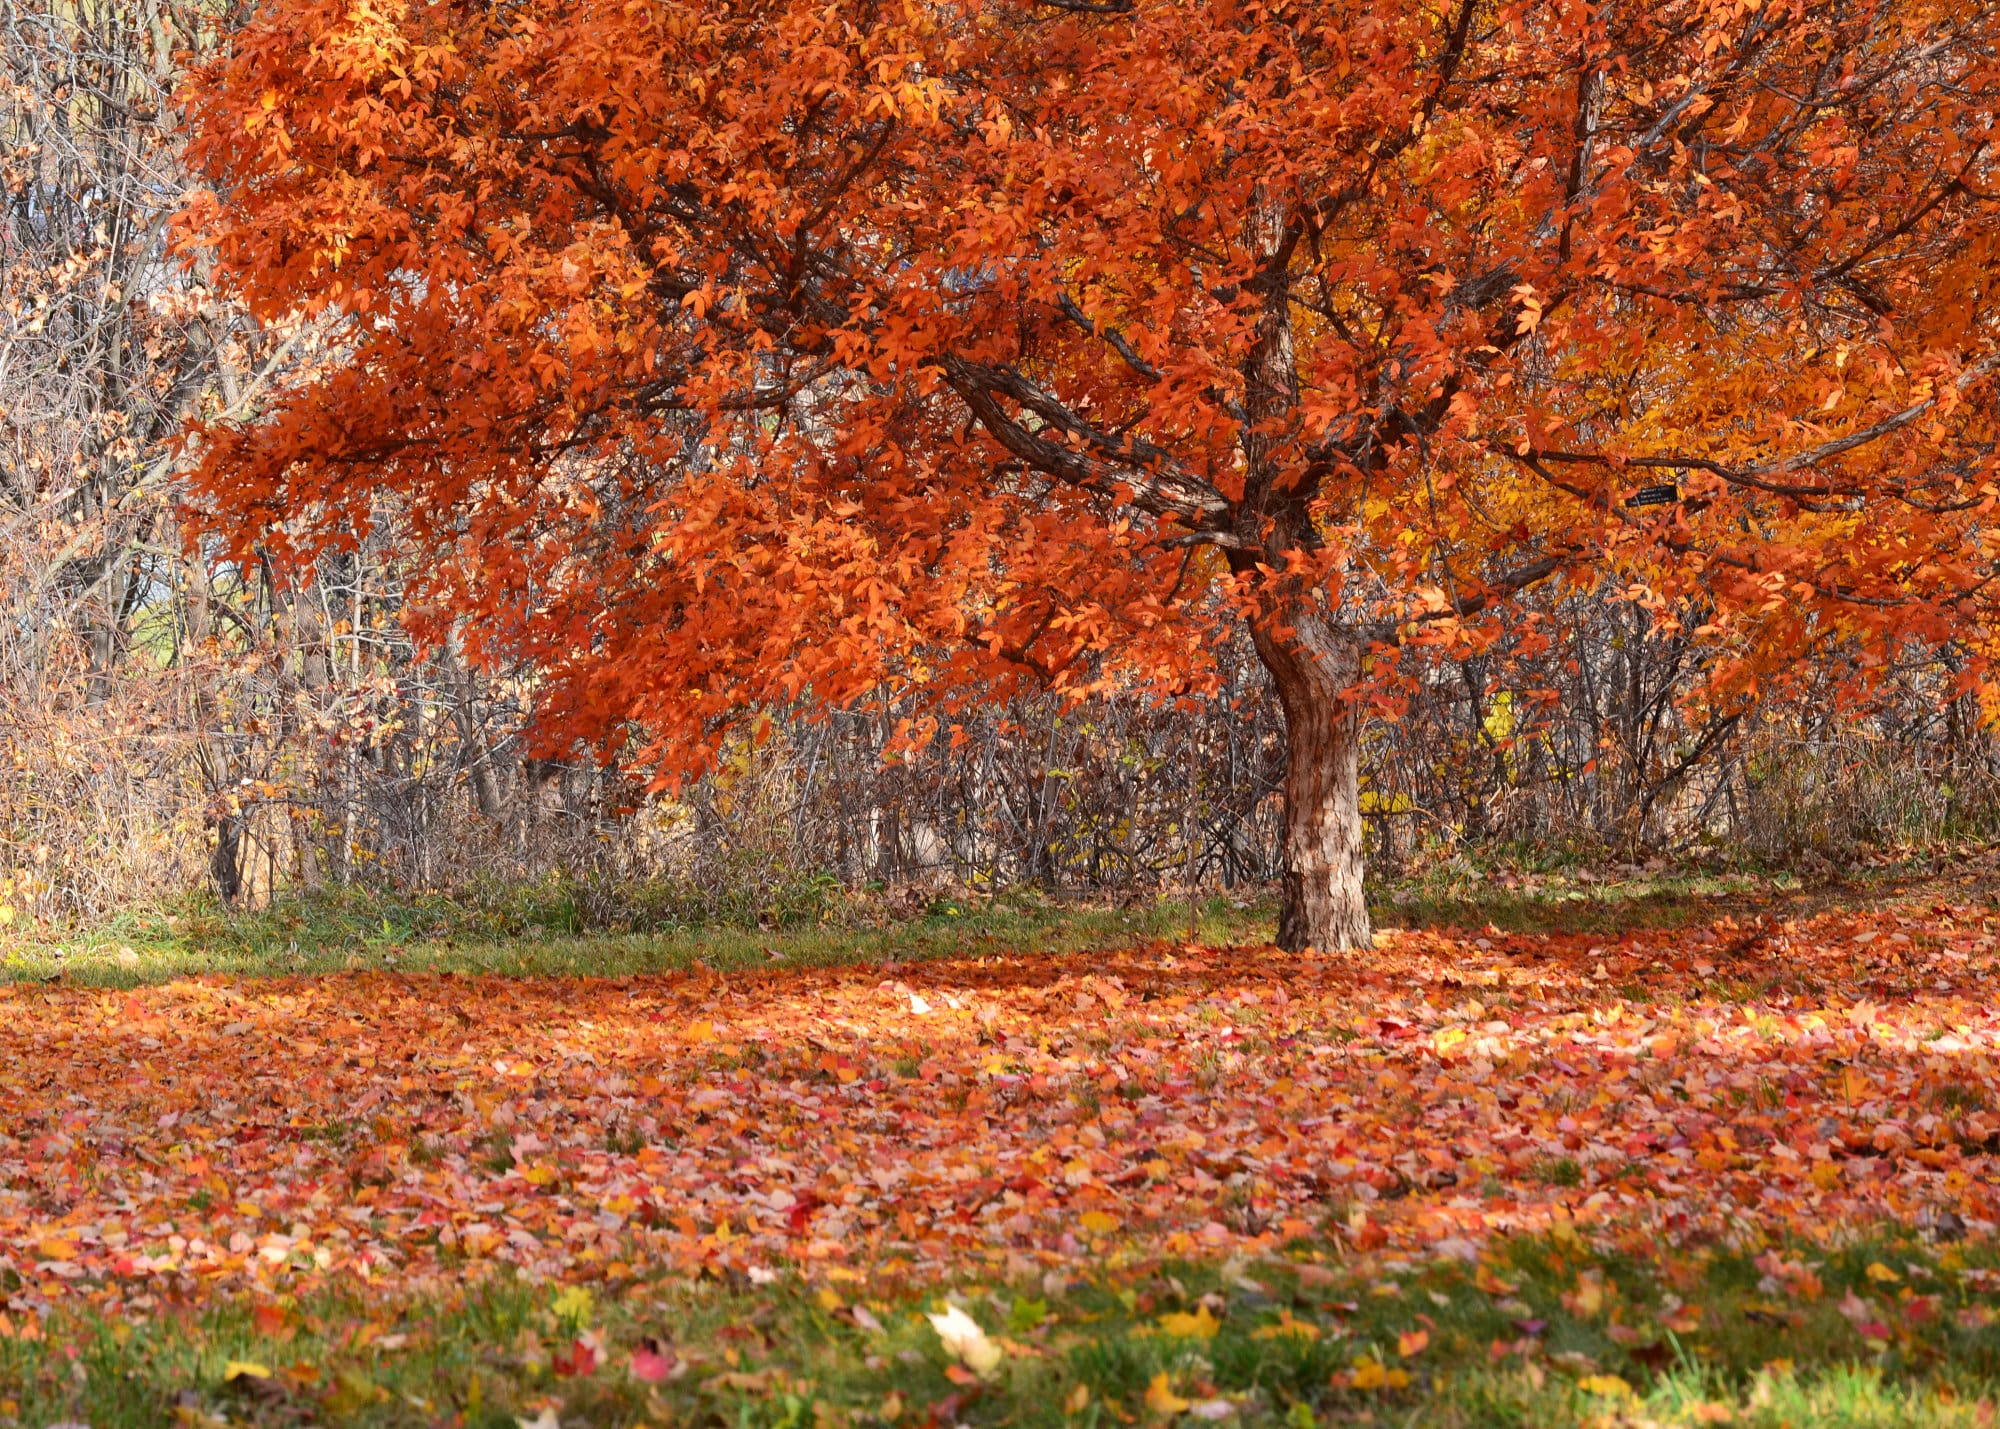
[1277,867,1372,952]
[1253,600,1373,954]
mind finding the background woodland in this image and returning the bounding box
[3,0,1996,931]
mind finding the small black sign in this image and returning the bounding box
[1626,483,1680,508]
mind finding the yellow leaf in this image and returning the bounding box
[1565,1272,1605,1318]
[1252,1313,1320,1342]
[816,1287,845,1312]
[1578,1375,1633,1399]
[1079,1210,1118,1234]
[1865,1262,1901,1284]
[1348,1358,1409,1391]
[1158,1306,1220,1339]
[551,1285,594,1326]
[1144,1373,1190,1416]
[1065,1383,1091,1415]
[686,1020,717,1044]
[223,1361,271,1381]
[1431,1027,1467,1056]
[521,1164,557,1186]
[35,1239,75,1262]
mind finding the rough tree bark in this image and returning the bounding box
[1252,599,1372,952]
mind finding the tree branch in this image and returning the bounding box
[1055,291,1163,382]
[1520,349,2000,500]
[938,356,1234,527]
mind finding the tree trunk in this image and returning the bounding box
[1252,597,1371,953]
[211,806,246,905]
[1232,184,1371,949]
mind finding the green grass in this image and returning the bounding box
[4,1230,1997,1426]
[0,886,1272,987]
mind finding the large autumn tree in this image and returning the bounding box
[180,0,2000,950]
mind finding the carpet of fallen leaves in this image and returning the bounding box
[3,898,1999,1318]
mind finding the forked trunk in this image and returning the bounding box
[1252,597,1371,953]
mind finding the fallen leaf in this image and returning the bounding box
[551,1338,597,1377]
[1347,1358,1411,1391]
[1663,1303,1703,1335]
[1158,1305,1221,1339]
[1252,1312,1320,1342]
[629,1340,678,1383]
[1144,1373,1190,1416]
[928,1305,1003,1378]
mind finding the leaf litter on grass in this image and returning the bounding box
[0,897,1997,1321]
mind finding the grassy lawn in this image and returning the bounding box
[6,1230,1997,1427]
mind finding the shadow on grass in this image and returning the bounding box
[0,888,1275,987]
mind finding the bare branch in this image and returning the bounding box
[938,356,1234,527]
